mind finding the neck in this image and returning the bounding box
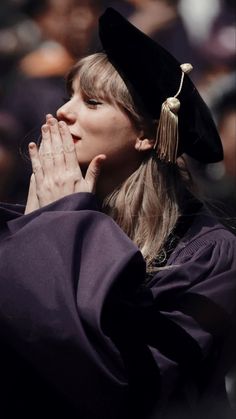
[96,161,140,202]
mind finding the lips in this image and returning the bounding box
[71,134,81,143]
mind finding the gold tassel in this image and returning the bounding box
[154,63,193,163]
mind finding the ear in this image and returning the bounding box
[134,136,155,152]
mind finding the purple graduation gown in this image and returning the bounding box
[0,193,236,418]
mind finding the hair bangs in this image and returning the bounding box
[66,53,142,125]
[79,54,125,105]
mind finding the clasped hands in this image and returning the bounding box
[25,115,106,214]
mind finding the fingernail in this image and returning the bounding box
[29,142,35,150]
[49,118,56,126]
[42,125,48,133]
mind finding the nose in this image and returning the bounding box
[56,102,77,125]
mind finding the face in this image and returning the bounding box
[39,2,98,58]
[56,75,142,173]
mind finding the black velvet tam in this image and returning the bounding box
[99,8,223,164]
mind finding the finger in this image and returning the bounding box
[29,142,44,186]
[38,136,45,169]
[46,113,54,122]
[41,124,54,174]
[58,121,80,171]
[29,173,36,191]
[48,118,65,168]
[25,174,39,214]
[85,154,106,192]
[38,136,43,155]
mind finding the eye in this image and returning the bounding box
[85,98,103,108]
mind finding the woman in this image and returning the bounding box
[0,8,235,419]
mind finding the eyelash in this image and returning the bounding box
[85,98,102,107]
[61,96,102,107]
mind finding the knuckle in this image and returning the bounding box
[66,174,74,183]
[64,144,74,153]
[54,175,64,186]
[44,178,54,192]
[36,186,44,199]
[54,147,64,155]
[32,164,41,174]
[43,151,53,159]
[66,169,79,182]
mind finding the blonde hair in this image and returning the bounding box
[67,53,192,271]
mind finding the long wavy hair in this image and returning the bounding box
[66,52,196,270]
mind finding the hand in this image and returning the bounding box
[24,174,40,214]
[28,116,106,208]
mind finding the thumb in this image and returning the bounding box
[85,154,106,192]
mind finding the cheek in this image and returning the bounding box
[84,113,135,142]
[76,108,138,164]
[102,113,137,145]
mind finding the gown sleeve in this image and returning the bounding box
[0,193,145,418]
[103,232,236,417]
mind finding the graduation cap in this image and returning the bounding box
[99,8,223,164]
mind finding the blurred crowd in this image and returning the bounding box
[0,0,235,209]
[0,0,235,411]
[0,0,235,204]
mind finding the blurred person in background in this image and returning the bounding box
[187,75,236,230]
[0,115,17,202]
[0,0,46,101]
[213,81,236,182]
[104,0,200,77]
[0,0,103,203]
[185,0,236,98]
